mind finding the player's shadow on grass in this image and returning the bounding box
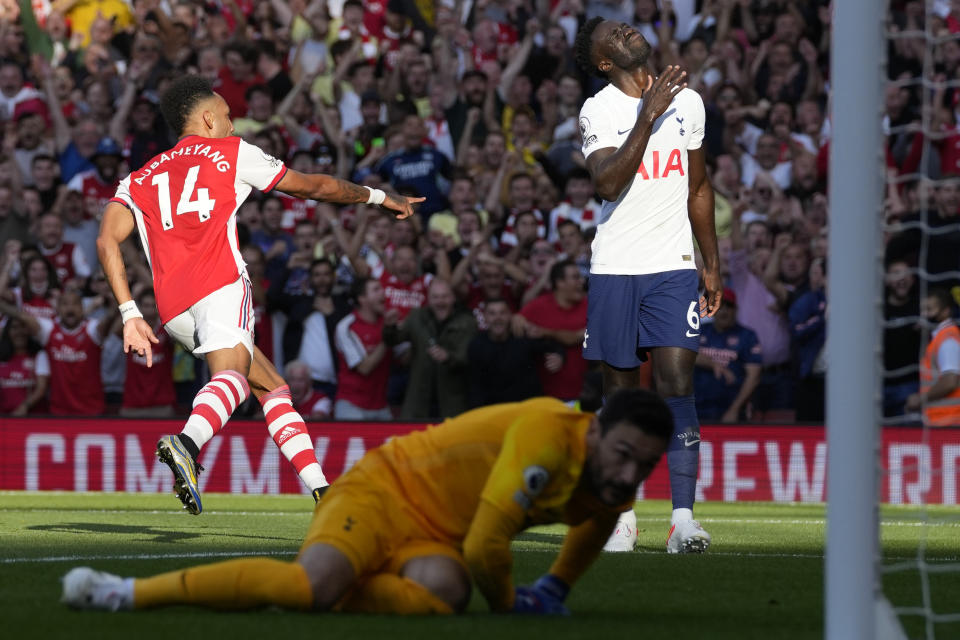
[27,523,293,544]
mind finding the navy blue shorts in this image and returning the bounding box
[583,270,701,368]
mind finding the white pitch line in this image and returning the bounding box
[633,517,960,528]
[6,549,959,564]
[3,509,958,527]
[0,550,295,564]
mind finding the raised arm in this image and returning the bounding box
[275,169,423,219]
[584,66,687,201]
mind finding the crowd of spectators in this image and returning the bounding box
[0,0,952,424]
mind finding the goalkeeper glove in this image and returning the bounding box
[512,574,571,615]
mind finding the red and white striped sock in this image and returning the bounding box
[181,370,250,449]
[260,385,328,491]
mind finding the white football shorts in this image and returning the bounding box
[164,276,255,358]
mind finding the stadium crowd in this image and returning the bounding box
[0,0,953,425]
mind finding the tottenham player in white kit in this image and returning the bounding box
[573,18,722,553]
[97,76,422,514]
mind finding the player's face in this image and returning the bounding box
[57,292,84,329]
[483,301,511,337]
[287,367,311,397]
[922,296,949,324]
[585,420,667,506]
[39,215,61,247]
[6,316,28,349]
[713,304,736,332]
[593,21,651,75]
[558,225,582,255]
[362,280,385,314]
[392,247,417,281]
[428,282,455,320]
[310,263,334,294]
[208,94,234,138]
[886,262,915,299]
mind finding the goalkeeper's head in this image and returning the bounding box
[582,388,672,506]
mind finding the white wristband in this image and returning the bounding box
[365,186,386,205]
[119,300,143,324]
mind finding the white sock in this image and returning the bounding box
[671,508,693,525]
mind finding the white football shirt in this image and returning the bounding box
[579,85,705,275]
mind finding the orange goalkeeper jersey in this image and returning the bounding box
[350,397,631,609]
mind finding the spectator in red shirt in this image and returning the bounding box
[120,289,175,417]
[515,259,588,402]
[333,277,391,420]
[285,359,332,420]
[1,289,114,415]
[217,41,263,117]
[0,314,50,415]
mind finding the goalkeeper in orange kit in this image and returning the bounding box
[61,389,672,615]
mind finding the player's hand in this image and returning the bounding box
[123,317,159,367]
[544,352,563,373]
[427,344,449,363]
[638,65,687,126]
[381,193,425,220]
[512,575,570,615]
[700,268,722,318]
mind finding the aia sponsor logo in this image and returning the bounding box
[636,149,685,179]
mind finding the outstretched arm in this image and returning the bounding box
[275,170,423,220]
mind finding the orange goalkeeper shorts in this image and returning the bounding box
[299,466,465,577]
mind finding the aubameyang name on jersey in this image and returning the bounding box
[133,143,232,184]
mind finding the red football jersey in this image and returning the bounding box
[67,169,118,220]
[38,317,104,415]
[277,192,317,232]
[40,242,88,284]
[0,351,50,412]
[13,287,57,321]
[334,312,390,410]
[112,136,287,323]
[380,271,431,321]
[122,324,175,409]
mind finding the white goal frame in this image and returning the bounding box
[825,1,904,638]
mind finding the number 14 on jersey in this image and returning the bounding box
[151,165,216,230]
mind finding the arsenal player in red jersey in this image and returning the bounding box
[97,75,423,514]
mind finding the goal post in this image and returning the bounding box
[825,0,901,638]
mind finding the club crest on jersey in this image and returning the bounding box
[677,116,685,136]
[523,465,550,497]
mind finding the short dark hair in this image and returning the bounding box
[160,75,215,136]
[244,83,273,104]
[310,258,334,273]
[597,388,674,441]
[574,16,605,78]
[461,69,487,83]
[223,41,258,65]
[556,218,581,235]
[351,276,377,303]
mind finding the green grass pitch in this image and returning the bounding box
[2,492,958,639]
